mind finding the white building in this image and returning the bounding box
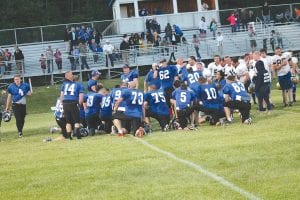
[107,0,220,34]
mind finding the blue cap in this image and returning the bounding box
[122,64,130,68]
[91,70,101,76]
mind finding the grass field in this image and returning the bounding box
[0,78,299,200]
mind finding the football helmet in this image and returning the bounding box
[3,111,11,122]
[79,127,89,137]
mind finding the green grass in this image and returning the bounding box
[0,79,299,199]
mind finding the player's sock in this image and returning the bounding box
[293,94,296,102]
[66,132,72,139]
[89,128,95,136]
[74,128,81,139]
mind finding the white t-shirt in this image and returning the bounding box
[202,68,211,79]
[236,61,249,83]
[207,62,221,77]
[224,65,236,77]
[216,35,223,46]
[272,55,290,76]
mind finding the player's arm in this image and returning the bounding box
[133,78,139,89]
[5,93,12,112]
[113,97,123,112]
[224,94,230,102]
[78,93,84,105]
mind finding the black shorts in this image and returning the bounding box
[112,111,141,134]
[63,101,80,124]
[224,100,251,122]
[164,87,174,107]
[86,114,100,129]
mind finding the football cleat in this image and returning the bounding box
[142,122,152,135]
[111,126,118,135]
[243,118,252,125]
[163,124,170,132]
[18,132,23,138]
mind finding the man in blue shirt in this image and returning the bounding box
[83,85,103,136]
[144,84,170,131]
[158,58,178,107]
[113,81,144,137]
[87,70,101,92]
[223,75,252,124]
[60,71,85,139]
[120,64,139,88]
[194,77,225,125]
[5,74,32,138]
[144,63,161,92]
[171,83,195,129]
[99,88,113,133]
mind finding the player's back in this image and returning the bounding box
[84,92,103,116]
[198,84,221,109]
[172,88,194,110]
[101,94,112,118]
[223,81,250,101]
[62,80,84,101]
[122,88,144,118]
[158,65,178,89]
[145,89,169,116]
[111,87,127,110]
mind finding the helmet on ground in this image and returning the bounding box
[3,111,11,122]
[80,127,89,137]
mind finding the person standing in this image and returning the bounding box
[60,71,84,139]
[209,18,218,39]
[79,43,89,70]
[103,40,114,68]
[45,46,54,73]
[120,34,130,64]
[5,75,32,137]
[192,34,201,59]
[14,47,24,74]
[262,1,271,26]
[216,32,224,56]
[54,49,62,73]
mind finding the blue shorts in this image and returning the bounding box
[278,72,292,90]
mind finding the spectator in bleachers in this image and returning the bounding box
[139,7,149,16]
[284,8,293,22]
[201,2,209,11]
[73,45,80,69]
[4,49,12,74]
[216,32,224,56]
[270,30,276,52]
[248,27,257,51]
[153,32,161,47]
[262,1,271,26]
[68,51,76,71]
[227,13,237,33]
[89,39,99,63]
[64,28,70,52]
[103,40,114,68]
[69,27,78,50]
[173,24,183,40]
[209,18,217,39]
[46,46,54,73]
[79,43,89,70]
[120,34,130,64]
[248,10,256,24]
[276,31,283,49]
[234,9,241,32]
[241,8,249,31]
[139,32,146,51]
[160,37,170,56]
[39,54,46,74]
[54,49,62,73]
[275,12,284,23]
[0,53,5,77]
[295,8,300,22]
[182,37,188,45]
[192,34,201,59]
[199,16,208,37]
[91,30,101,45]
[14,47,24,74]
[165,23,173,42]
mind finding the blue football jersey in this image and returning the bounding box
[83,92,103,117]
[197,84,222,110]
[7,82,30,103]
[144,89,169,116]
[158,65,178,89]
[179,66,188,82]
[54,98,64,119]
[121,70,139,83]
[111,87,127,111]
[182,70,203,86]
[61,80,84,101]
[122,89,144,118]
[172,88,195,110]
[87,79,98,92]
[223,81,250,101]
[100,94,112,119]
[145,70,161,89]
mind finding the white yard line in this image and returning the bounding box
[135,138,261,200]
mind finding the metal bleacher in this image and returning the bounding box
[1,21,300,81]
